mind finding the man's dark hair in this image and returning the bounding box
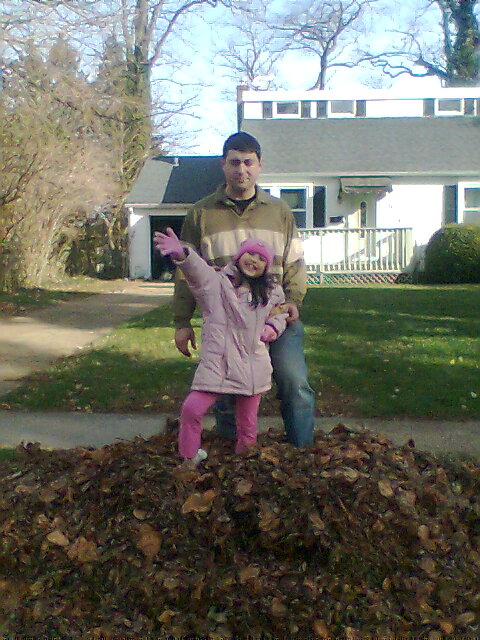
[222,132,261,160]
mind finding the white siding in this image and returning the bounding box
[243,102,263,119]
[376,184,444,246]
[366,99,424,118]
[128,209,152,279]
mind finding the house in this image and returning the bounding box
[126,85,480,282]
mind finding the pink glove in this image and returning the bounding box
[260,324,277,343]
[153,227,185,260]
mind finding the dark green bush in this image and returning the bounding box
[423,223,480,284]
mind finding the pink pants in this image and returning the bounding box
[179,391,262,459]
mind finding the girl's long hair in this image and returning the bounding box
[234,269,276,307]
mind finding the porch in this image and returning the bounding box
[299,227,414,284]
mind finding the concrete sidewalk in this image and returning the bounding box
[0,281,478,458]
[0,411,478,459]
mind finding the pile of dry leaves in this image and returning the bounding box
[0,424,479,638]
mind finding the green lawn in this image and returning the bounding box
[1,284,479,419]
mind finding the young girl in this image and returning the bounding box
[154,228,288,466]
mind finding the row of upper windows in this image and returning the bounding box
[253,98,480,119]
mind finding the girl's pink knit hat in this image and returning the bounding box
[233,237,274,272]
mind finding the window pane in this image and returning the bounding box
[280,189,306,210]
[313,187,326,227]
[465,98,475,115]
[331,100,354,114]
[437,99,462,112]
[262,102,272,118]
[293,211,306,228]
[301,101,311,118]
[423,99,435,116]
[277,101,299,115]
[465,188,480,208]
[356,100,366,117]
[316,101,327,117]
[464,210,480,225]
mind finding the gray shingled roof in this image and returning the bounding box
[242,117,480,176]
[126,156,224,205]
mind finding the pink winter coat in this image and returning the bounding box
[175,248,287,396]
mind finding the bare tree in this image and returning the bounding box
[271,0,376,90]
[0,41,117,289]
[215,1,287,89]
[359,0,480,86]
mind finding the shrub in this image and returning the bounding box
[423,223,480,284]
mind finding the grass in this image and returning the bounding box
[303,284,480,418]
[0,284,479,419]
[0,449,18,462]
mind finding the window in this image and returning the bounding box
[437,98,462,114]
[262,102,273,118]
[464,187,480,224]
[330,100,355,115]
[316,101,327,118]
[360,201,367,228]
[465,98,475,115]
[276,101,299,115]
[313,187,326,227]
[443,185,458,224]
[280,188,306,228]
[301,101,311,118]
[423,99,435,117]
[355,100,366,117]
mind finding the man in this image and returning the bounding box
[172,131,315,447]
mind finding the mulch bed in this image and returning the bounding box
[0,424,478,637]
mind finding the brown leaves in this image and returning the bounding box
[46,530,70,547]
[136,523,161,559]
[378,478,395,498]
[0,427,478,637]
[67,537,100,563]
[181,489,216,514]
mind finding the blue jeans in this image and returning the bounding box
[214,320,315,447]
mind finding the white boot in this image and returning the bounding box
[191,448,208,466]
[180,448,208,469]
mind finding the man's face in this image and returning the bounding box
[221,149,262,199]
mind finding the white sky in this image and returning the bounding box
[154,0,444,156]
[177,56,442,155]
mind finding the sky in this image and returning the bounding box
[165,0,440,155]
[178,56,442,155]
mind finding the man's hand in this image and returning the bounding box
[175,327,197,357]
[284,302,299,324]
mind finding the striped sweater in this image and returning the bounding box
[173,185,307,329]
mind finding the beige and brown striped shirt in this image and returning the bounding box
[173,185,307,329]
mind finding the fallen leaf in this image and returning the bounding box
[239,565,260,584]
[312,619,330,638]
[46,530,70,547]
[67,537,99,563]
[181,489,216,514]
[271,597,287,617]
[378,479,394,498]
[308,511,326,533]
[136,523,161,559]
[235,479,253,496]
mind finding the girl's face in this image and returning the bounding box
[237,251,267,278]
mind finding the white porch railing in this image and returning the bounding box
[299,228,414,277]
